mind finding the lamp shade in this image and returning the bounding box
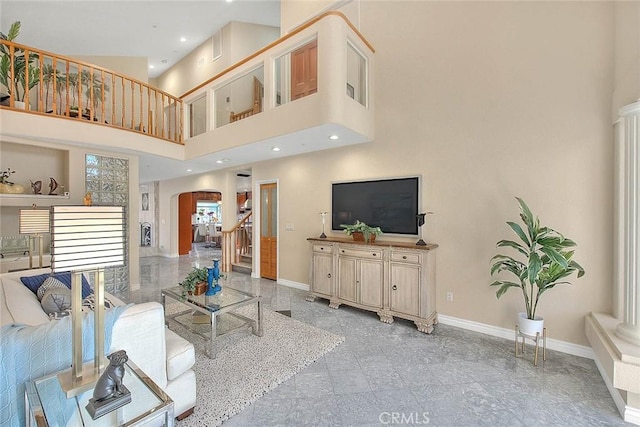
[50,206,125,272]
[19,209,50,234]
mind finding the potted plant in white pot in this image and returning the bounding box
[490,197,585,336]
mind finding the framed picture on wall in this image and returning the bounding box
[346,83,355,99]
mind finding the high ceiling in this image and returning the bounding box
[0,0,281,78]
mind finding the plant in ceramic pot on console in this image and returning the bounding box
[340,220,382,243]
[490,197,585,336]
[179,266,209,296]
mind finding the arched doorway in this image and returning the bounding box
[178,191,222,255]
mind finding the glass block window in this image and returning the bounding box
[85,154,130,297]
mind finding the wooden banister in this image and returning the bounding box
[221,211,253,272]
[0,39,183,144]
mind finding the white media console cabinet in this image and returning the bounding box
[306,237,438,333]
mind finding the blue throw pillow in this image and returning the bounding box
[20,272,92,299]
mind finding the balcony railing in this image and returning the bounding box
[0,40,183,144]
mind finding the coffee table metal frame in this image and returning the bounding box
[161,285,263,358]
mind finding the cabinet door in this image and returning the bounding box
[338,257,357,303]
[359,259,383,308]
[390,263,420,316]
[312,253,333,297]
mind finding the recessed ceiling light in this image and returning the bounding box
[216,160,223,164]
[226,0,233,3]
[329,135,339,140]
[186,169,192,172]
[271,147,280,152]
[180,37,187,42]
[149,65,155,69]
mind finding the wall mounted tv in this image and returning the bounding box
[332,177,420,235]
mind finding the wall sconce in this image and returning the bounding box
[50,205,125,397]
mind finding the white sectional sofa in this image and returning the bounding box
[0,268,197,420]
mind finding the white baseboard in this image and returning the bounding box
[591,353,628,420]
[437,314,594,359]
[277,278,309,291]
[624,405,640,425]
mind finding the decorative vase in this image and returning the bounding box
[517,312,544,337]
[206,259,222,295]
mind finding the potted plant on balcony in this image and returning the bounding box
[179,266,209,296]
[341,220,382,243]
[0,21,40,108]
[490,197,585,336]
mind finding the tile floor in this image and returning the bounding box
[125,245,630,426]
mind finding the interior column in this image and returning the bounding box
[617,100,640,346]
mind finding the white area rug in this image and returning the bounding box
[165,303,344,426]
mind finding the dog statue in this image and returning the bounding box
[93,350,128,402]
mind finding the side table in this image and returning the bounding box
[25,358,174,426]
[514,325,547,366]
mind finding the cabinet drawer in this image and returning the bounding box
[338,248,382,260]
[313,245,332,253]
[391,251,422,264]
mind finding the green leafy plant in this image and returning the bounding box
[490,197,585,320]
[0,21,40,102]
[179,266,209,294]
[340,220,383,242]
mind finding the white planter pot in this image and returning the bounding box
[517,312,544,337]
[14,101,25,109]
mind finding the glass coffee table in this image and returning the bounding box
[161,285,263,358]
[25,358,174,426]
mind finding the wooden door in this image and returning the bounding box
[178,192,193,255]
[291,40,318,101]
[260,183,277,280]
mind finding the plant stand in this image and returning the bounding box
[514,325,547,366]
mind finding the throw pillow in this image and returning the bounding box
[82,294,116,311]
[20,272,93,299]
[40,288,72,315]
[36,276,68,301]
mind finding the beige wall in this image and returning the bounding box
[155,22,278,98]
[71,56,149,84]
[249,1,614,345]
[612,1,640,117]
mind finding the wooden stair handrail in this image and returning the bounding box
[0,39,183,144]
[221,211,253,272]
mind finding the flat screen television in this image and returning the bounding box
[332,177,420,235]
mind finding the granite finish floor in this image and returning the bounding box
[125,245,630,426]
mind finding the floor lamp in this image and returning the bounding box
[50,205,125,397]
[19,209,49,269]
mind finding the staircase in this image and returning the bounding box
[222,212,253,275]
[232,253,252,275]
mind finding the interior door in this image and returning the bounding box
[178,192,193,255]
[291,40,317,101]
[260,183,277,280]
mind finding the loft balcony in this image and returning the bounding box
[0,12,374,169]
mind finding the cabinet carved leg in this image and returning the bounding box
[328,299,341,309]
[305,294,317,302]
[377,309,394,324]
[415,319,434,334]
[433,314,439,325]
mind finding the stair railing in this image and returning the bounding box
[221,211,252,272]
[0,39,183,144]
